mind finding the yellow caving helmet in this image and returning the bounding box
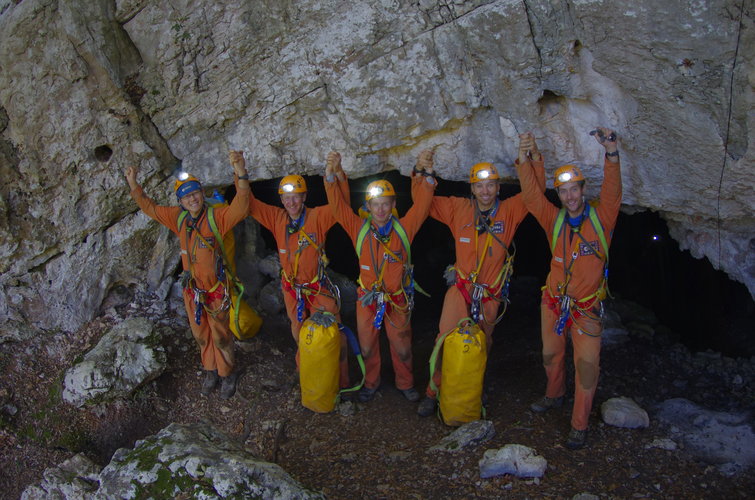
[278,175,307,194]
[553,164,585,188]
[469,162,499,184]
[365,179,396,201]
[174,173,202,200]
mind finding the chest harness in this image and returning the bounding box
[355,215,427,330]
[546,202,610,336]
[177,207,231,326]
[280,208,341,322]
[447,199,515,326]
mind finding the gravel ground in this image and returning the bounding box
[1,290,753,499]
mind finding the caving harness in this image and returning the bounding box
[280,208,341,322]
[447,199,514,326]
[355,215,427,330]
[178,197,261,338]
[547,202,610,336]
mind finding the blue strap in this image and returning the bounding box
[373,295,386,329]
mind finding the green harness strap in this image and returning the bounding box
[355,215,429,297]
[550,203,609,263]
[178,207,245,334]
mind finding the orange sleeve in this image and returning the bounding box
[324,175,362,245]
[214,178,250,236]
[429,194,455,226]
[129,186,183,234]
[400,175,436,240]
[595,157,622,234]
[515,157,558,232]
[248,185,284,232]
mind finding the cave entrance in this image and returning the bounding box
[246,170,755,360]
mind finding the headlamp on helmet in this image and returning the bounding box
[553,164,585,188]
[365,180,396,201]
[469,162,499,184]
[278,175,307,194]
[174,174,202,200]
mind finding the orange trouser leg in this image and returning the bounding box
[283,288,349,387]
[540,303,567,401]
[356,301,381,390]
[183,290,235,377]
[540,301,602,431]
[384,306,414,391]
[570,313,602,431]
[426,286,497,397]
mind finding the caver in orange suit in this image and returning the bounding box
[422,159,545,399]
[127,162,250,380]
[324,162,436,395]
[248,177,351,387]
[517,131,622,433]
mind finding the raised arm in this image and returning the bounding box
[591,127,622,228]
[515,132,556,230]
[324,151,361,242]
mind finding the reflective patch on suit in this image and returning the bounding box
[384,249,403,264]
[554,256,563,263]
[298,233,317,249]
[579,240,599,256]
[279,249,287,254]
[361,264,371,271]
[181,249,188,255]
[460,237,471,243]
[198,237,215,249]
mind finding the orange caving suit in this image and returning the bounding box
[423,159,545,398]
[130,178,250,377]
[325,173,436,392]
[517,156,622,431]
[248,180,350,386]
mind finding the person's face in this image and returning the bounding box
[557,181,585,217]
[367,196,396,226]
[470,179,500,211]
[179,190,204,218]
[280,192,306,219]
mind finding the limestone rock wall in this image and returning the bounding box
[0,0,752,335]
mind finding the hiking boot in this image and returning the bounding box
[530,396,564,413]
[565,427,587,450]
[400,387,420,402]
[417,397,437,417]
[219,372,239,400]
[358,385,378,403]
[201,370,219,395]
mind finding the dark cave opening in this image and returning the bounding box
[245,171,755,359]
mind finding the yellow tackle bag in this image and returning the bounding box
[429,318,487,426]
[299,312,342,413]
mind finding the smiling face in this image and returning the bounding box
[179,190,204,218]
[557,181,586,217]
[367,196,396,226]
[470,179,500,211]
[280,192,306,220]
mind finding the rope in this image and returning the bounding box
[716,0,745,267]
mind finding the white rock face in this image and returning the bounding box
[21,423,324,499]
[0,0,752,335]
[62,317,167,407]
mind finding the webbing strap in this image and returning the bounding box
[551,204,609,262]
[206,207,245,334]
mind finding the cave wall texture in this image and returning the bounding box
[0,0,752,337]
